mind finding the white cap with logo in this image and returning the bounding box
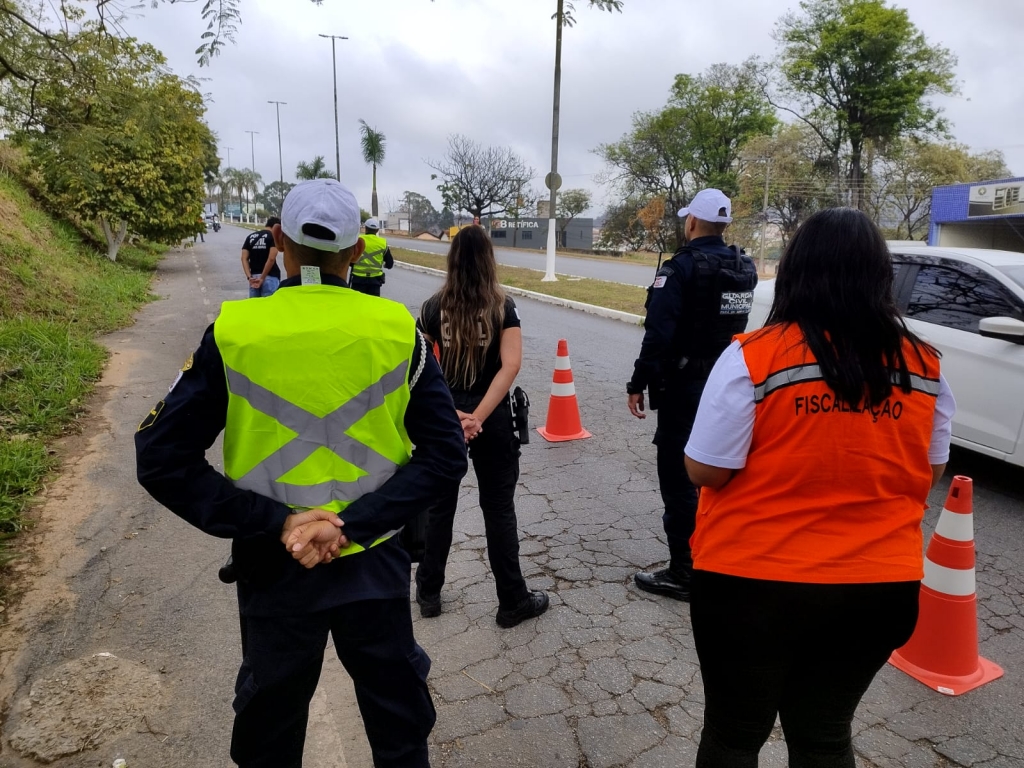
[678,188,733,224]
[281,179,361,252]
[364,217,380,230]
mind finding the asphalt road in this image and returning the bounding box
[390,235,656,287]
[1,226,1021,767]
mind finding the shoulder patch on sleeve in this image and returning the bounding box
[137,401,165,432]
[181,352,194,372]
[653,275,668,289]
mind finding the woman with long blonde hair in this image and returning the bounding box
[415,226,549,628]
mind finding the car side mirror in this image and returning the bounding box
[979,316,1024,344]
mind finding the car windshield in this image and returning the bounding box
[997,265,1024,291]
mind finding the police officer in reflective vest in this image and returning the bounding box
[626,189,758,602]
[351,217,394,296]
[135,179,468,768]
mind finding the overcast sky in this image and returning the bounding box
[122,0,1024,216]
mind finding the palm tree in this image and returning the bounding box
[295,156,337,181]
[221,167,246,214]
[358,119,386,217]
[240,169,263,216]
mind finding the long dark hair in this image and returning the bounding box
[764,208,934,407]
[438,226,506,389]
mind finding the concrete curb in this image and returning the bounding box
[394,260,645,327]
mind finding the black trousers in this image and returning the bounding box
[417,397,530,610]
[653,378,706,573]
[690,571,920,768]
[230,597,435,768]
[350,278,383,297]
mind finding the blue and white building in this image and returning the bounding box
[930,177,1024,252]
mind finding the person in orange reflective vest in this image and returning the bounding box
[683,208,955,767]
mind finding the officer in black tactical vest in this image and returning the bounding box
[626,189,758,601]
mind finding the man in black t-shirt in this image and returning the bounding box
[241,217,283,297]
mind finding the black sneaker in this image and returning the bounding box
[634,568,691,601]
[495,590,550,628]
[416,586,441,618]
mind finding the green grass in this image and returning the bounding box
[0,167,162,577]
[393,247,649,317]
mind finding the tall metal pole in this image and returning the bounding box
[759,158,771,276]
[224,146,233,169]
[542,0,564,282]
[268,101,287,186]
[245,130,259,220]
[319,34,348,182]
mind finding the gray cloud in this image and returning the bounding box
[124,0,1024,216]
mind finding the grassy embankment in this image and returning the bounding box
[392,247,649,317]
[0,170,163,582]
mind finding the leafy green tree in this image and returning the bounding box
[557,188,592,232]
[256,180,295,215]
[774,0,958,210]
[871,140,1011,239]
[15,30,211,260]
[295,155,336,180]
[596,198,648,253]
[596,60,775,244]
[736,124,837,248]
[359,119,386,217]
[401,191,441,234]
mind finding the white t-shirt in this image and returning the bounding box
[684,341,956,469]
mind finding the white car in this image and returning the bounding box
[747,246,1024,467]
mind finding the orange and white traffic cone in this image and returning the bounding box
[537,339,592,443]
[889,476,1003,695]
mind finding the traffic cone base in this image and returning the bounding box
[888,476,1004,696]
[890,648,1003,697]
[537,339,591,442]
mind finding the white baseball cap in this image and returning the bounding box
[281,179,361,252]
[364,217,380,230]
[678,188,733,224]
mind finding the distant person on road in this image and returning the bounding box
[415,225,550,628]
[136,179,468,768]
[350,217,394,296]
[684,208,954,767]
[241,217,282,297]
[626,189,758,601]
[194,215,206,244]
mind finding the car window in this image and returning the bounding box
[905,265,1024,333]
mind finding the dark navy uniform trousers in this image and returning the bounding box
[231,597,434,768]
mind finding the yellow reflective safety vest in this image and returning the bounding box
[214,284,418,556]
[353,233,388,279]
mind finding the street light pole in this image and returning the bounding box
[542,0,564,283]
[319,34,349,182]
[268,101,287,187]
[759,157,771,276]
[245,130,259,221]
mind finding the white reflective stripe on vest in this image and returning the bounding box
[935,511,975,543]
[227,360,409,508]
[923,559,976,597]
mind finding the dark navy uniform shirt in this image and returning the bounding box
[135,274,468,617]
[628,235,736,394]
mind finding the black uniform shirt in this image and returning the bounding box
[628,235,736,394]
[418,294,521,398]
[242,229,282,279]
[135,274,468,617]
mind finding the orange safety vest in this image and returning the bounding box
[691,323,941,584]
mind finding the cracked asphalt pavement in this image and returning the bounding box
[389,266,1024,768]
[0,238,1019,767]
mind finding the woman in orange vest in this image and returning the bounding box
[683,208,955,767]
